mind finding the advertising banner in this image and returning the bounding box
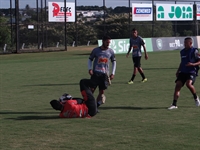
[48,2,75,22]
[98,38,153,54]
[152,36,198,51]
[132,4,153,21]
[156,4,193,21]
[197,4,200,20]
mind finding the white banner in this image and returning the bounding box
[156,4,193,21]
[48,2,75,22]
[132,4,153,21]
[197,4,200,20]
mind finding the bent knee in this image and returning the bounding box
[88,111,97,117]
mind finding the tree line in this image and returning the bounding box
[0,5,198,50]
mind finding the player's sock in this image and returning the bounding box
[193,93,197,99]
[172,100,177,106]
[97,101,102,107]
[140,73,146,80]
[97,102,100,107]
[131,74,135,81]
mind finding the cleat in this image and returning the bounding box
[141,78,147,83]
[195,96,200,107]
[168,105,178,110]
[128,80,134,84]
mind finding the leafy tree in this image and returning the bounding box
[153,21,173,37]
[67,21,98,45]
[94,13,130,38]
[0,17,11,49]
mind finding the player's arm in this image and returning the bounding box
[110,52,116,80]
[186,49,200,66]
[193,49,200,66]
[88,59,93,75]
[176,63,181,77]
[141,38,148,60]
[126,39,132,58]
[192,59,200,66]
[110,60,116,80]
[142,45,148,60]
[88,50,95,75]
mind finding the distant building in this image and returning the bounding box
[77,10,104,17]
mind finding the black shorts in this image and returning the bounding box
[90,72,109,90]
[175,73,196,86]
[132,56,141,68]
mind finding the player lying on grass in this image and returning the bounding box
[50,79,99,118]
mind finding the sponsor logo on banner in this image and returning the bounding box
[156,39,163,50]
[98,38,153,54]
[48,2,75,22]
[196,4,200,20]
[156,4,193,21]
[152,37,198,51]
[132,4,153,21]
[169,39,183,48]
[134,7,152,14]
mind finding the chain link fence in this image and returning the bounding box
[0,0,200,53]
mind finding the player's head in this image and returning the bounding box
[132,28,138,37]
[102,35,111,49]
[59,93,73,104]
[184,37,193,49]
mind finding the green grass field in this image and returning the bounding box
[0,48,200,150]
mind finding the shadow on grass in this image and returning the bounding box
[23,83,78,86]
[73,53,90,55]
[111,81,142,84]
[143,67,177,70]
[5,115,60,120]
[99,106,167,110]
[0,111,55,115]
[23,82,133,86]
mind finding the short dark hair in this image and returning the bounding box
[132,28,137,32]
[184,37,192,41]
[102,35,111,41]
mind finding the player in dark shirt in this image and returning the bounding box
[168,37,200,109]
[126,28,148,84]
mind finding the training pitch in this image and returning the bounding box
[0,47,200,150]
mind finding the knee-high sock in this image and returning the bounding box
[80,79,97,116]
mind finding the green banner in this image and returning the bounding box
[156,4,193,21]
[98,38,153,54]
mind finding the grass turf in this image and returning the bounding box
[0,49,200,150]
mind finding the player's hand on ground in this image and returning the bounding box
[89,69,93,76]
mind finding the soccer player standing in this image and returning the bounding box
[88,35,116,108]
[168,37,200,109]
[126,28,148,84]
